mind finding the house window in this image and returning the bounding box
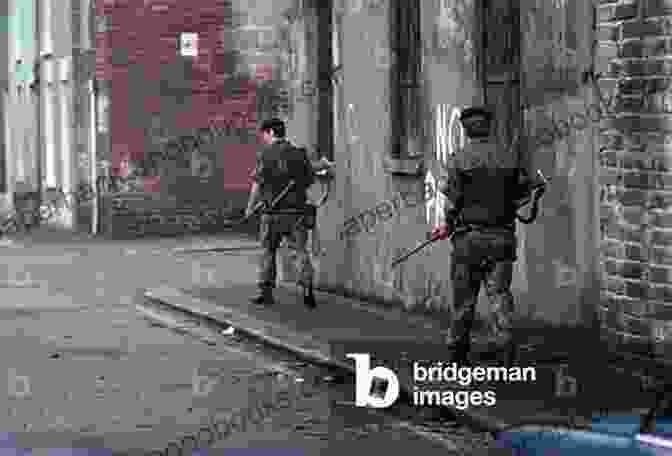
[391,0,421,158]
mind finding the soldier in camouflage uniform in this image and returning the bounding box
[432,107,546,365]
[246,119,317,308]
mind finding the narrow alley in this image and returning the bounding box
[0,0,670,454]
[0,232,495,454]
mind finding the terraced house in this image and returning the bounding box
[273,0,671,357]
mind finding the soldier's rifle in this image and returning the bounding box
[237,180,296,224]
[391,170,550,268]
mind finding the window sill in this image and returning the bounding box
[383,156,425,176]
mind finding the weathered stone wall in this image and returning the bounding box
[278,0,601,331]
[597,0,672,356]
[512,0,601,327]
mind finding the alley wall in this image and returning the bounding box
[280,0,602,332]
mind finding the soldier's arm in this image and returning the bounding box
[301,148,316,187]
[437,161,464,225]
[311,157,335,177]
[246,149,265,213]
[514,167,540,204]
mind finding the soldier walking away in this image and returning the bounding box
[431,107,546,366]
[246,118,317,308]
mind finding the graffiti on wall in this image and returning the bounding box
[425,103,464,226]
[340,79,615,240]
[338,101,468,239]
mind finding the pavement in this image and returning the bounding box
[146,238,672,436]
[0,228,495,455]
[0,286,297,454]
[0,229,316,453]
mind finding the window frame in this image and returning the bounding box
[384,0,424,175]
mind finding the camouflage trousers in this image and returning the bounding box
[258,213,314,290]
[449,227,517,354]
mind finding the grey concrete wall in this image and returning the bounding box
[278,0,601,331]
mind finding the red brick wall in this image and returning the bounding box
[94,0,275,236]
[597,0,672,355]
[97,0,258,181]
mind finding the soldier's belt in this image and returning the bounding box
[263,205,316,216]
[456,223,515,233]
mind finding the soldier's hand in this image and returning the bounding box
[244,206,255,218]
[431,224,452,240]
[533,183,547,198]
[313,157,335,177]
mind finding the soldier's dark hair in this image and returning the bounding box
[259,118,286,138]
[459,107,493,138]
[459,107,493,123]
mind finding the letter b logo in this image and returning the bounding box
[346,353,399,408]
[192,368,217,397]
[554,365,577,398]
[8,368,31,399]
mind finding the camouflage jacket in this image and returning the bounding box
[250,139,315,211]
[438,137,537,228]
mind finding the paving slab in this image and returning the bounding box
[145,282,669,435]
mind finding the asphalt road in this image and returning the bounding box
[0,232,497,454]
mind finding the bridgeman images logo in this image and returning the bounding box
[346,353,400,408]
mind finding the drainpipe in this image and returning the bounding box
[390,0,404,158]
[316,0,333,162]
[90,78,97,234]
[31,60,41,224]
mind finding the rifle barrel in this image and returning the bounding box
[391,236,440,267]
